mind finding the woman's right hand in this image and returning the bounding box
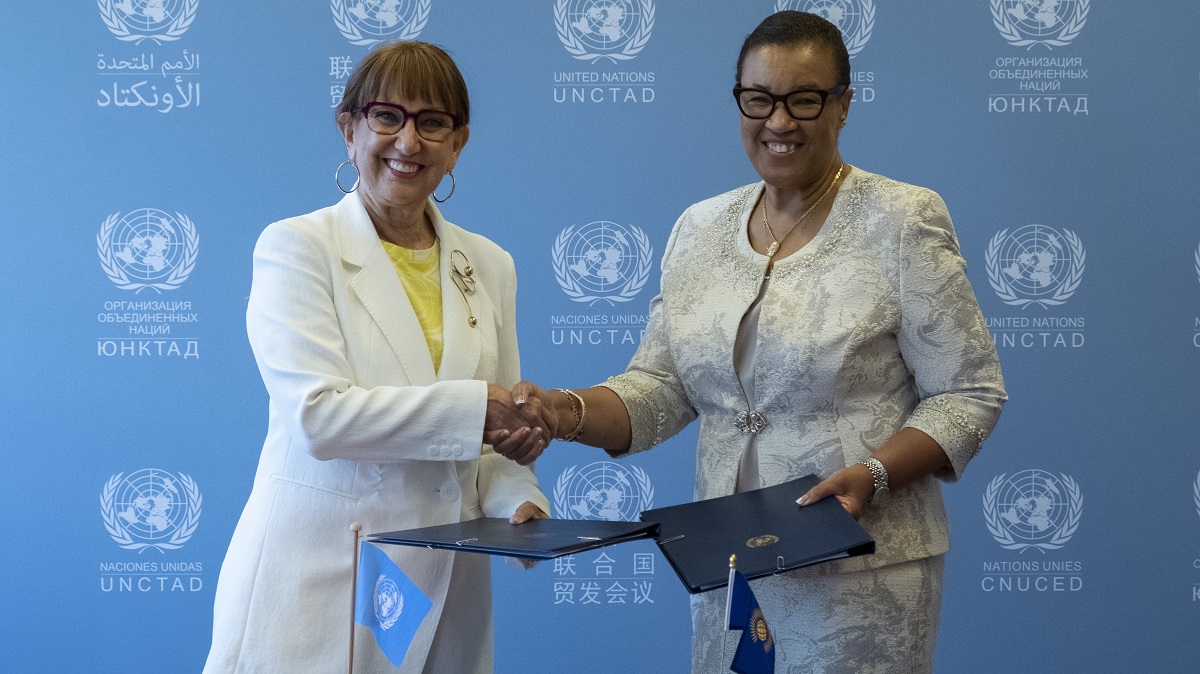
[509,382,633,453]
[509,381,546,407]
[483,384,553,465]
[510,381,573,440]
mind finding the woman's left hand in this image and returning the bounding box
[508,502,550,569]
[796,463,876,521]
[509,501,550,524]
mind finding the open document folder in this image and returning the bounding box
[640,474,875,593]
[368,517,659,560]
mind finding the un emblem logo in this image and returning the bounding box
[331,0,430,46]
[554,0,655,63]
[991,0,1089,49]
[552,221,652,305]
[100,469,202,552]
[983,470,1082,552]
[97,209,200,293]
[554,461,654,521]
[746,534,779,548]
[775,1,874,57]
[985,224,1084,308]
[98,0,198,44]
[373,575,404,629]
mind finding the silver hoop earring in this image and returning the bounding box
[432,171,456,203]
[335,160,359,194]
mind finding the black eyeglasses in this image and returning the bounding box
[733,85,848,121]
[361,102,462,142]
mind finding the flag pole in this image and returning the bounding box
[349,522,362,674]
[722,554,736,669]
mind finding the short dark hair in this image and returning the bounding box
[735,11,851,88]
[336,41,470,126]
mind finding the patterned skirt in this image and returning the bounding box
[691,555,944,674]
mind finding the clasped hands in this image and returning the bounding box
[485,382,882,522]
[482,383,559,466]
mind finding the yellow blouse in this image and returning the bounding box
[381,239,443,372]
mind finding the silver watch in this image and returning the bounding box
[858,458,890,502]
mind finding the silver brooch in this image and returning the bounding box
[734,410,767,434]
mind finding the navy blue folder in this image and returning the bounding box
[640,474,875,593]
[368,517,659,559]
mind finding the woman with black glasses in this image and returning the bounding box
[516,11,1006,673]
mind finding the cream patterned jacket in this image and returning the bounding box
[604,167,1006,570]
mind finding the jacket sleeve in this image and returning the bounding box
[246,219,488,463]
[601,208,699,455]
[896,190,1008,480]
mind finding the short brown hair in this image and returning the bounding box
[336,41,470,125]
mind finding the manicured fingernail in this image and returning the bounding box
[796,496,807,506]
[514,395,526,405]
[498,429,510,439]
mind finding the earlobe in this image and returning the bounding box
[337,111,355,147]
[453,125,470,156]
[444,128,468,173]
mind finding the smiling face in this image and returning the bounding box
[338,91,469,225]
[738,43,850,193]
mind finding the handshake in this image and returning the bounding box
[481,382,562,466]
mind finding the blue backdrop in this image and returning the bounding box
[2,1,1198,672]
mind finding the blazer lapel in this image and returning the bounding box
[429,204,481,382]
[336,193,437,384]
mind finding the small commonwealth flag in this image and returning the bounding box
[726,565,774,674]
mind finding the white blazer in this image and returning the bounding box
[205,193,549,673]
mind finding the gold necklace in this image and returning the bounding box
[761,163,844,258]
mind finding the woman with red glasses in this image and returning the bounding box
[204,41,551,674]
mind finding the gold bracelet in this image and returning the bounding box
[553,388,586,442]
